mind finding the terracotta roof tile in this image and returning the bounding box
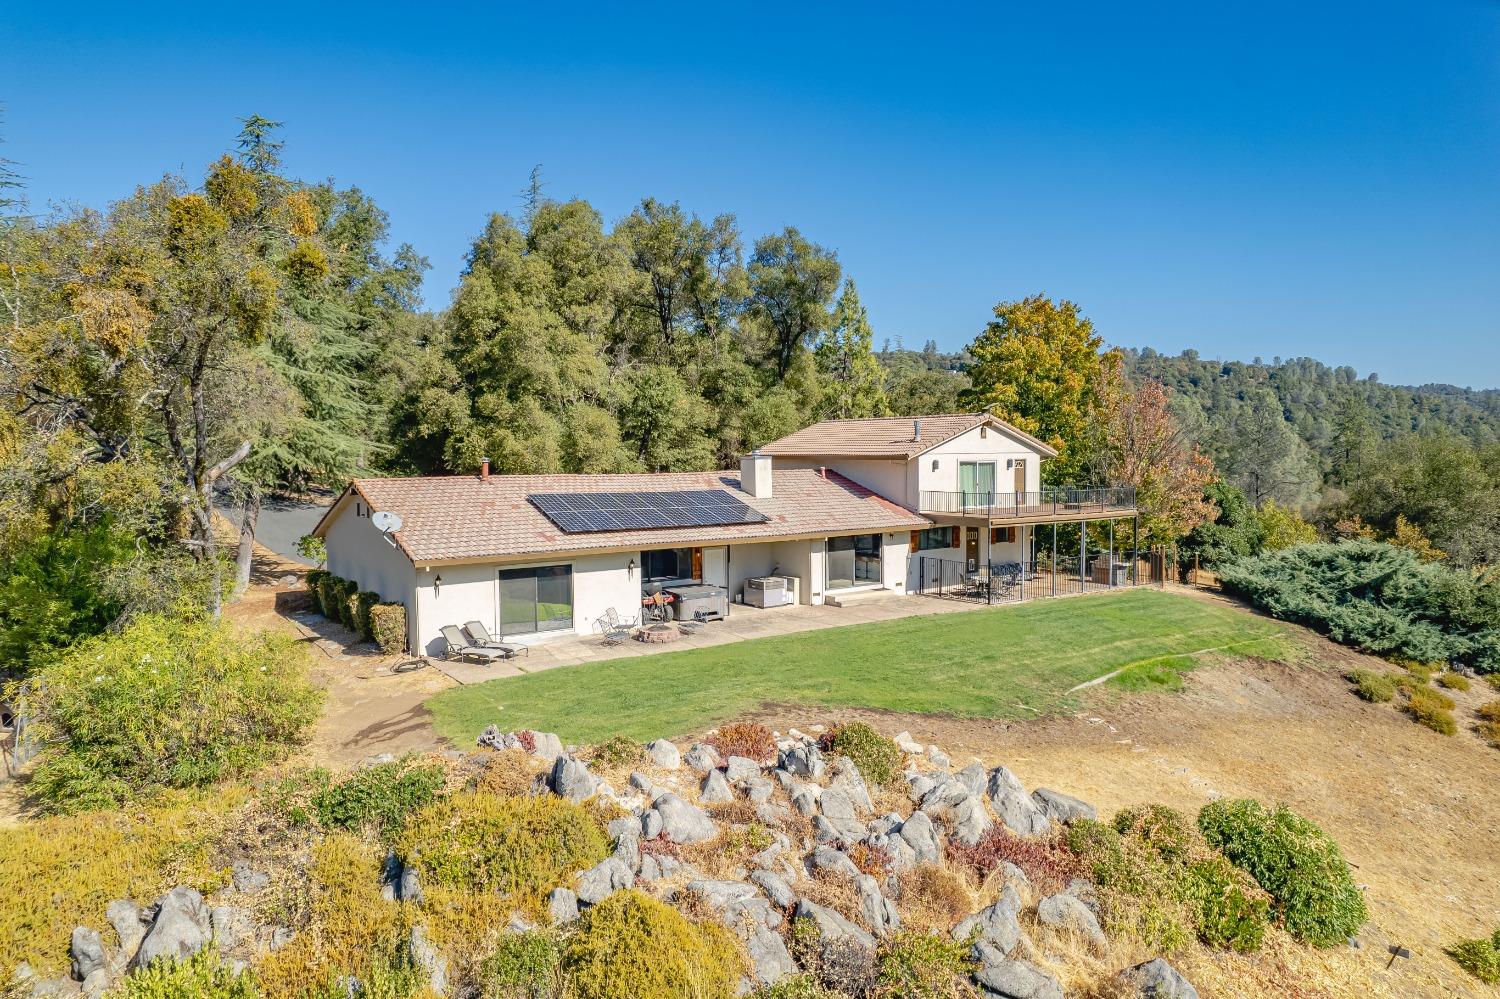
[759,413,1057,458]
[322,468,931,565]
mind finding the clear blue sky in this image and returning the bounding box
[5,2,1498,387]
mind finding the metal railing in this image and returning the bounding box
[918,486,1136,519]
[912,548,1170,605]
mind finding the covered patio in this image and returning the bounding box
[911,509,1168,606]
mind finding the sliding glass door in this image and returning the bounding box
[826,534,881,590]
[959,461,996,507]
[498,565,573,636]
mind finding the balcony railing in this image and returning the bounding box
[918,486,1137,520]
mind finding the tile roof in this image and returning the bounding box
[319,468,931,565]
[758,413,1057,459]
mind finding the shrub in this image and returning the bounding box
[1478,700,1500,723]
[483,929,563,999]
[1347,668,1396,703]
[1182,856,1272,952]
[0,790,241,976]
[1218,540,1500,672]
[561,889,744,999]
[750,975,840,999]
[1449,928,1500,984]
[26,614,322,812]
[471,748,544,797]
[335,578,358,629]
[253,834,405,997]
[396,792,609,916]
[708,721,777,761]
[949,826,1081,896]
[353,591,381,640]
[819,723,901,786]
[1065,819,1192,952]
[1112,804,1198,867]
[315,572,340,619]
[313,759,446,842]
[1480,721,1500,749]
[369,603,407,654]
[588,734,645,769]
[1406,686,1458,735]
[305,567,328,603]
[874,930,974,998]
[1197,799,1367,946]
[1436,671,1471,691]
[114,948,258,998]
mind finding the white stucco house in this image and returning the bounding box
[313,413,1138,657]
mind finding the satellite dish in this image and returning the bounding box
[372,510,403,534]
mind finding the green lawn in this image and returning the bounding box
[425,589,1290,745]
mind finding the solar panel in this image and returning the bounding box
[529,489,771,534]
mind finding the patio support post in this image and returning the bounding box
[1108,520,1115,588]
[1132,514,1140,586]
[1051,522,1058,597]
[1080,518,1088,592]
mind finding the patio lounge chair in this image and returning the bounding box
[441,625,513,665]
[461,620,530,658]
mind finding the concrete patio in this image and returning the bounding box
[425,591,983,685]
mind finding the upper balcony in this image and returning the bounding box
[918,486,1137,522]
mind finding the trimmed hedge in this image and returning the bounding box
[353,590,380,639]
[1197,799,1367,946]
[1219,540,1500,672]
[370,602,407,653]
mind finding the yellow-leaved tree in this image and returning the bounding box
[961,294,1119,483]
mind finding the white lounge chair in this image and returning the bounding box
[461,620,529,658]
[441,625,511,664]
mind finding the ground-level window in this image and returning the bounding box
[912,526,958,552]
[498,564,573,636]
[827,534,882,590]
[990,526,1017,544]
[641,547,694,590]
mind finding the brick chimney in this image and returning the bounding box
[740,450,773,498]
[480,457,490,482]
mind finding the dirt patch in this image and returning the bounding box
[740,633,1500,999]
[223,546,453,768]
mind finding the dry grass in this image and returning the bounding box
[895,863,981,933]
[801,871,870,930]
[467,748,546,797]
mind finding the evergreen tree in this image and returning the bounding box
[815,279,888,419]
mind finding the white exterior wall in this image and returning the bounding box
[775,458,915,509]
[323,498,418,650]
[413,552,637,657]
[918,424,1044,497]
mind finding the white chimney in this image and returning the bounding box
[740,450,773,498]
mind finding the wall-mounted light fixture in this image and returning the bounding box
[1006,459,1014,470]
[627,558,636,578]
[931,459,939,472]
[433,574,442,597]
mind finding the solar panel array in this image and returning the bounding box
[529,489,772,534]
